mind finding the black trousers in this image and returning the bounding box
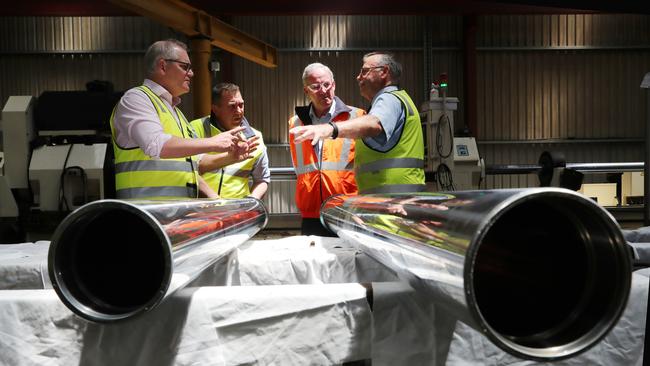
[301,217,337,237]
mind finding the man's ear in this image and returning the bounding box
[158,58,167,74]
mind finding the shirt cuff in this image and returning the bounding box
[146,133,173,159]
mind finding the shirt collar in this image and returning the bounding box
[210,112,230,132]
[309,99,337,124]
[371,85,398,105]
[143,79,182,107]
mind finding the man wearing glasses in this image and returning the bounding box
[110,39,252,199]
[290,52,425,195]
[288,63,365,236]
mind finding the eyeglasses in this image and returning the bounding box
[358,66,384,77]
[306,81,333,92]
[165,59,192,73]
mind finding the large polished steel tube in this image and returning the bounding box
[48,198,267,323]
[321,188,632,361]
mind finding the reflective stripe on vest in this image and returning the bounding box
[355,89,425,194]
[110,85,199,199]
[293,136,353,175]
[115,160,194,173]
[117,186,197,199]
[223,164,252,178]
[355,157,423,174]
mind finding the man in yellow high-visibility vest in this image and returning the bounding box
[110,39,255,199]
[191,83,269,199]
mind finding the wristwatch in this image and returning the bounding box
[328,121,339,139]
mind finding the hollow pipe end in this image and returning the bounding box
[465,188,632,361]
[48,200,174,323]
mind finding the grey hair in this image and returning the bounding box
[301,63,334,85]
[144,39,189,76]
[212,83,241,105]
[363,52,402,83]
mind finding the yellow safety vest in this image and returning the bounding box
[190,116,265,198]
[110,85,199,199]
[355,89,425,193]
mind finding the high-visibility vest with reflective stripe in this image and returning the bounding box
[289,106,365,218]
[190,116,266,198]
[110,85,199,199]
[355,89,425,194]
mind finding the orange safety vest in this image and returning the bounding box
[288,97,365,218]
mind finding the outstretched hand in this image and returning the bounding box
[209,126,247,152]
[229,135,260,163]
[289,124,333,145]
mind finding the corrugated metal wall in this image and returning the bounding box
[478,14,650,47]
[0,17,185,118]
[1,14,648,214]
[476,14,650,188]
[478,51,648,140]
[232,15,424,49]
[0,17,179,51]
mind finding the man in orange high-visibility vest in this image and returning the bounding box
[288,63,365,236]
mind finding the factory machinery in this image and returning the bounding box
[0,84,120,241]
[421,77,484,192]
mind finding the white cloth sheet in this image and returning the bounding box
[0,241,50,290]
[0,236,381,365]
[233,235,398,285]
[444,268,649,366]
[0,285,371,366]
[0,236,647,365]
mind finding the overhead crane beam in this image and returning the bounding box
[109,0,277,68]
[109,0,277,117]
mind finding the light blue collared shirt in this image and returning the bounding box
[365,85,405,152]
[308,99,337,158]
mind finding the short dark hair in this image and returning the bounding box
[212,83,241,105]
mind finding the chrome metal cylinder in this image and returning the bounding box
[48,198,267,323]
[321,188,632,361]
